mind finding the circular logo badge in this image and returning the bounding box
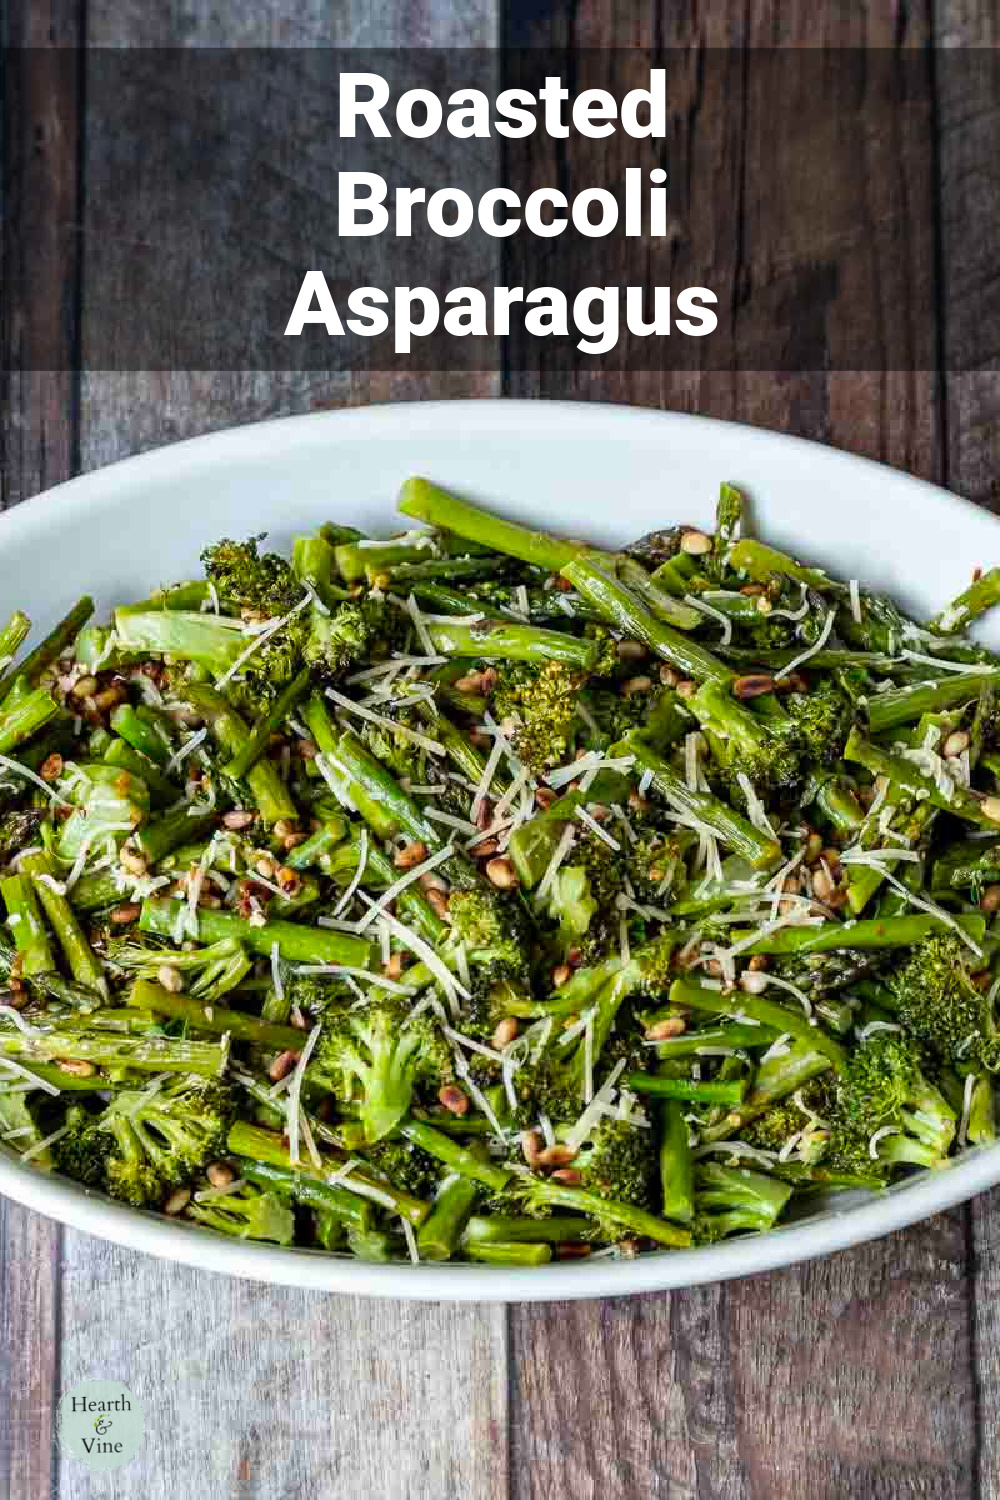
[57,1380,144,1472]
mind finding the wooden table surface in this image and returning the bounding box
[3,2,1000,1495]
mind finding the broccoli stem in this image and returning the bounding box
[658,1097,693,1224]
[0,1025,229,1077]
[729,912,985,956]
[133,809,217,866]
[125,978,306,1050]
[229,1120,429,1226]
[139,897,378,969]
[426,618,598,670]
[626,1076,747,1105]
[238,1160,373,1234]
[223,665,313,780]
[866,673,1000,736]
[2,874,56,975]
[0,597,93,703]
[113,609,246,672]
[302,696,397,841]
[627,739,781,868]
[931,568,1000,635]
[463,1215,593,1246]
[292,536,350,608]
[20,853,104,993]
[400,1119,512,1191]
[398,477,583,573]
[283,815,350,872]
[119,581,211,613]
[669,978,847,1070]
[464,1241,553,1266]
[522,1178,692,1247]
[0,686,59,754]
[376,557,505,587]
[562,554,732,687]
[416,1175,480,1260]
[186,685,296,826]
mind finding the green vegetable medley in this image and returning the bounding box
[2,476,1000,1267]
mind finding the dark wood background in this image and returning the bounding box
[3,2,1000,1496]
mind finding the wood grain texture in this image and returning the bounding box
[935,7,1000,1499]
[56,7,504,1500]
[0,7,82,1500]
[507,5,976,1499]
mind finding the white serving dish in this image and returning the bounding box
[0,399,997,1300]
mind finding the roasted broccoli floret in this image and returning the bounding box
[363,1136,440,1198]
[784,679,854,768]
[690,1162,794,1244]
[689,681,804,806]
[52,1103,113,1189]
[887,934,1000,1073]
[492,660,587,775]
[826,1030,956,1175]
[201,535,304,617]
[741,1075,836,1164]
[311,1000,454,1143]
[186,1181,295,1244]
[304,596,404,682]
[573,1116,657,1211]
[95,1078,234,1208]
[0,810,44,863]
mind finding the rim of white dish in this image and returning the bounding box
[0,397,997,1300]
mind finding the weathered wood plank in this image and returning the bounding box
[0,8,83,1500]
[508,5,975,1498]
[52,8,506,1500]
[935,7,1000,1499]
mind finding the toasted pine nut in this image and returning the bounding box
[454,672,484,693]
[676,679,696,699]
[537,1143,577,1169]
[812,868,834,902]
[534,786,557,810]
[255,855,276,880]
[646,1016,686,1041]
[616,640,646,662]
[805,832,824,862]
[93,685,125,712]
[475,800,494,833]
[551,1168,583,1186]
[394,840,428,870]
[425,887,451,919]
[659,665,680,687]
[383,953,404,981]
[552,963,572,988]
[297,739,318,760]
[629,790,650,814]
[119,847,148,877]
[480,668,498,694]
[981,885,1000,914]
[39,754,64,782]
[282,832,308,850]
[438,1085,469,1116]
[473,837,500,858]
[492,1017,519,1050]
[72,675,99,699]
[157,964,183,993]
[58,1059,95,1078]
[223,810,255,830]
[943,729,971,760]
[273,819,297,840]
[109,903,141,925]
[733,674,775,700]
[621,675,653,698]
[275,867,301,894]
[207,1162,235,1189]
[164,1188,191,1216]
[268,1049,300,1082]
[747,954,769,972]
[485,857,518,890]
[983,797,1000,823]
[680,529,712,556]
[555,1243,592,1260]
